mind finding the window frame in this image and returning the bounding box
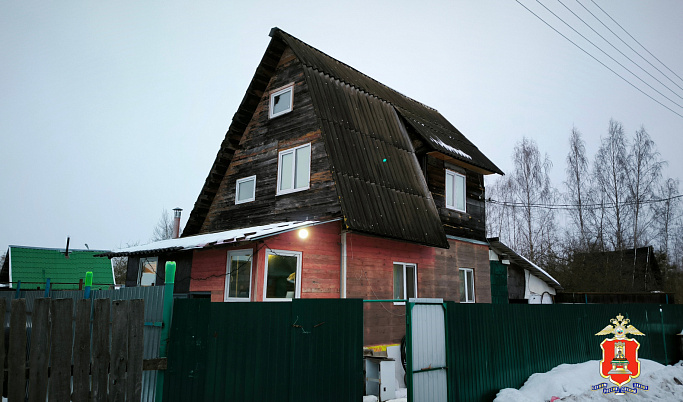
[224,249,254,302]
[445,169,467,212]
[459,268,475,303]
[138,256,158,287]
[269,84,294,119]
[276,143,311,195]
[393,262,417,305]
[263,249,303,302]
[235,175,257,204]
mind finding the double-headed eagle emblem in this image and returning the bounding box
[595,314,645,339]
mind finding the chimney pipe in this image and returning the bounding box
[172,208,182,239]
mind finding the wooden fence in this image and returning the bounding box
[1,297,145,401]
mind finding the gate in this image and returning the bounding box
[406,298,448,402]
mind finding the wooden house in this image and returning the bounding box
[111,28,503,346]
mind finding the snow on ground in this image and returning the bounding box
[363,388,407,402]
[494,359,683,401]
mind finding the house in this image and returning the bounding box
[487,238,562,304]
[0,245,115,290]
[110,28,503,346]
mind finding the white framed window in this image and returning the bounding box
[445,169,466,212]
[138,257,158,286]
[459,268,475,303]
[235,175,256,204]
[269,84,294,118]
[393,262,417,304]
[225,249,253,301]
[263,249,302,301]
[276,143,311,195]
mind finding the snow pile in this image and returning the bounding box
[494,359,683,401]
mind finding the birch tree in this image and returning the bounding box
[151,209,174,242]
[593,120,631,250]
[654,178,680,263]
[565,127,590,250]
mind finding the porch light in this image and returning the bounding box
[298,229,309,239]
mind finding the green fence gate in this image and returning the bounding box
[163,298,364,402]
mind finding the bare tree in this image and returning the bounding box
[151,209,174,242]
[593,119,631,250]
[628,126,664,250]
[0,251,6,268]
[511,137,557,264]
[112,256,128,284]
[654,178,680,264]
[565,127,590,250]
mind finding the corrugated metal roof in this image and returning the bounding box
[102,220,325,257]
[271,28,503,176]
[487,238,563,290]
[5,246,114,289]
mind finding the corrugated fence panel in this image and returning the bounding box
[164,299,363,402]
[446,303,683,402]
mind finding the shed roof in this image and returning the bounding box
[101,220,325,257]
[488,238,562,290]
[1,246,114,290]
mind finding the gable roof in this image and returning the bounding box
[1,246,114,290]
[184,28,502,248]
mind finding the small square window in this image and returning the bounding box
[138,257,158,286]
[459,268,475,303]
[393,262,417,304]
[277,144,311,195]
[269,85,294,118]
[446,169,466,212]
[235,175,256,204]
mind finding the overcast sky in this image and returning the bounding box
[2,0,682,254]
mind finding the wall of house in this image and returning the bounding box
[345,233,491,346]
[200,47,341,234]
[189,221,342,302]
[125,252,192,293]
[508,265,526,301]
[424,154,487,241]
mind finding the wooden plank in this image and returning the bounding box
[49,298,73,401]
[8,299,26,402]
[92,298,110,402]
[27,298,50,402]
[109,300,128,401]
[0,298,6,399]
[126,299,144,401]
[73,299,92,402]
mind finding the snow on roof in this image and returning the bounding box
[431,137,472,160]
[487,238,562,290]
[106,220,324,256]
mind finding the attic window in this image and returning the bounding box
[269,84,294,118]
[277,143,311,195]
[445,169,466,212]
[235,175,256,204]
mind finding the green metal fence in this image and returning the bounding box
[163,298,364,402]
[445,303,683,402]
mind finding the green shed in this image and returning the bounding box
[1,246,114,290]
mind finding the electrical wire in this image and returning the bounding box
[513,0,683,119]
[487,193,683,210]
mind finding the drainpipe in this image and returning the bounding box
[172,208,182,239]
[340,232,347,298]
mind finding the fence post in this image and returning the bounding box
[14,280,20,299]
[84,271,93,299]
[44,278,51,298]
[156,261,176,401]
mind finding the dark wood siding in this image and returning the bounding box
[200,47,341,233]
[124,252,192,293]
[424,154,487,241]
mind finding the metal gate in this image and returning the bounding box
[406,298,448,402]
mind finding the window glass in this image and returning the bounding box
[294,145,311,189]
[459,268,475,303]
[226,251,252,299]
[265,252,299,299]
[446,169,466,212]
[139,257,158,286]
[279,152,294,191]
[236,176,256,204]
[406,264,416,299]
[393,263,404,299]
[271,87,292,117]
